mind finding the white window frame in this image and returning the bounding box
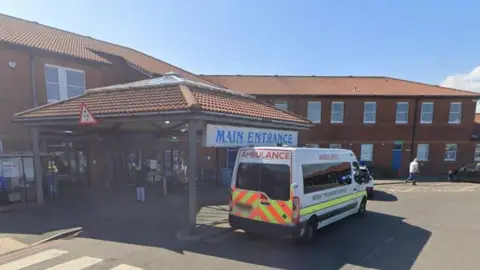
[307,101,322,123]
[45,64,86,103]
[331,102,344,123]
[363,102,377,124]
[475,144,480,162]
[417,144,429,161]
[420,102,434,124]
[448,102,462,124]
[274,101,288,111]
[360,144,373,161]
[444,144,457,161]
[395,102,409,124]
[329,143,342,149]
[305,144,319,148]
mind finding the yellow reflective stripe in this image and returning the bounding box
[271,201,289,222]
[300,191,366,216]
[259,205,277,223]
[239,192,254,204]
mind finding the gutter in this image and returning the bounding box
[29,55,37,107]
[410,96,422,161]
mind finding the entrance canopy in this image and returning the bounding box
[13,72,311,232]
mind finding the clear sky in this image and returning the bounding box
[1,0,479,89]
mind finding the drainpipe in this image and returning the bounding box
[29,55,38,107]
[409,96,422,162]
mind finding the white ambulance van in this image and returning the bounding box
[229,147,368,243]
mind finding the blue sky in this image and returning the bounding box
[1,0,479,87]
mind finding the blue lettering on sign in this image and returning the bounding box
[213,128,295,146]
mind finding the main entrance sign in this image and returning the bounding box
[204,124,298,147]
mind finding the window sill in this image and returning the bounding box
[448,122,461,125]
[444,159,456,162]
[330,121,344,124]
[363,122,376,124]
[395,122,408,124]
[420,122,433,124]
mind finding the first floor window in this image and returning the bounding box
[305,144,319,148]
[45,64,86,103]
[307,101,321,123]
[420,102,434,124]
[396,102,409,124]
[363,102,377,123]
[417,144,429,161]
[448,102,462,124]
[360,144,373,161]
[329,143,342,149]
[444,144,457,161]
[331,102,344,123]
[274,101,288,111]
[475,144,480,161]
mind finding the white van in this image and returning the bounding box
[228,147,368,242]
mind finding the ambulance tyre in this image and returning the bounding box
[296,216,317,244]
[356,197,367,217]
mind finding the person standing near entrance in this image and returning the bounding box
[406,158,420,185]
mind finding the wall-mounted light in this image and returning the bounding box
[165,121,170,124]
[8,61,16,69]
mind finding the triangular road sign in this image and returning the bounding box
[79,103,97,125]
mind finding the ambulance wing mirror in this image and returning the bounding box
[291,183,299,189]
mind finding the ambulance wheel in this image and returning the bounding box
[356,198,367,217]
[296,217,317,244]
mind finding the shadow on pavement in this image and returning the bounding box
[0,187,431,270]
[370,190,398,202]
[77,206,430,270]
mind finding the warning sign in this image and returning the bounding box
[79,103,97,125]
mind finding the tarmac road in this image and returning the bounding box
[1,182,479,270]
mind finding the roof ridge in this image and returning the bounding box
[0,13,211,84]
[200,74,388,79]
[179,84,201,110]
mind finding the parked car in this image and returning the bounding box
[360,166,375,198]
[454,163,480,183]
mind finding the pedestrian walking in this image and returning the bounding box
[406,158,420,185]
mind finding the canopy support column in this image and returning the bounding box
[31,128,44,205]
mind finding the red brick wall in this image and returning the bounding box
[261,95,477,176]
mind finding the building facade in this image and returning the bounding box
[1,13,479,183]
[203,75,480,176]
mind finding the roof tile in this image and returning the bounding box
[202,75,480,97]
[0,14,215,85]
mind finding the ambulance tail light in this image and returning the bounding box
[292,196,300,224]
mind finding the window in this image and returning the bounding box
[274,101,288,111]
[305,144,319,148]
[302,162,352,194]
[396,102,409,124]
[236,163,290,201]
[417,144,429,161]
[475,144,480,161]
[360,144,373,161]
[331,102,344,123]
[45,65,85,103]
[363,102,377,123]
[329,143,342,149]
[448,102,462,124]
[0,140,3,153]
[444,144,457,161]
[307,102,321,123]
[420,102,434,124]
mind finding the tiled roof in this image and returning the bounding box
[0,13,214,85]
[14,75,311,125]
[202,75,480,97]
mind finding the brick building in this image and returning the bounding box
[0,13,479,183]
[203,75,480,176]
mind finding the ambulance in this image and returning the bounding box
[228,147,368,243]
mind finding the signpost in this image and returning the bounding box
[79,103,97,125]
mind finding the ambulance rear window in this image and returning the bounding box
[235,163,290,201]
